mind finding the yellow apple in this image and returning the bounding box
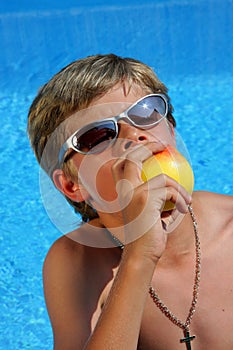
[141,145,194,211]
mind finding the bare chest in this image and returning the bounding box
[138,254,233,350]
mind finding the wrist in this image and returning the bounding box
[122,228,166,265]
[121,241,160,277]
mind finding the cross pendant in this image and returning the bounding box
[180,330,196,350]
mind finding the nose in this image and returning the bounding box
[118,122,149,151]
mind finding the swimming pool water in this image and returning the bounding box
[0,0,232,349]
[1,72,232,349]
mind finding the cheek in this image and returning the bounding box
[150,120,176,146]
[76,153,119,203]
[96,161,118,201]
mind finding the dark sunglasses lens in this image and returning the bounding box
[128,95,167,126]
[73,120,117,153]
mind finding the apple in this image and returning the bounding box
[141,145,194,211]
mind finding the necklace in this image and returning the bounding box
[109,205,201,350]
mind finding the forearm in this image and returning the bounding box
[84,249,157,350]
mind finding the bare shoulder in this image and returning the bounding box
[193,190,233,234]
[193,190,233,212]
[43,222,120,281]
[43,231,116,302]
[43,228,119,349]
[43,235,81,297]
[43,233,84,274]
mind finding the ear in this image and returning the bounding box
[52,169,90,202]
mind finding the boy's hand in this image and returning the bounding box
[111,141,192,263]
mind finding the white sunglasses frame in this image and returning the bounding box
[58,93,169,164]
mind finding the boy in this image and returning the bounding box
[28,54,233,349]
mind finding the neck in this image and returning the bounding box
[98,204,196,258]
[159,209,197,265]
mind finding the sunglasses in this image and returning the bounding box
[58,93,169,164]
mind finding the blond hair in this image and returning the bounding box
[28,53,175,222]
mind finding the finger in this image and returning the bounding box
[121,185,186,242]
[145,174,192,205]
[162,207,186,233]
[112,141,166,185]
[164,186,190,213]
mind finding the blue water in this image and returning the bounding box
[0,1,232,349]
